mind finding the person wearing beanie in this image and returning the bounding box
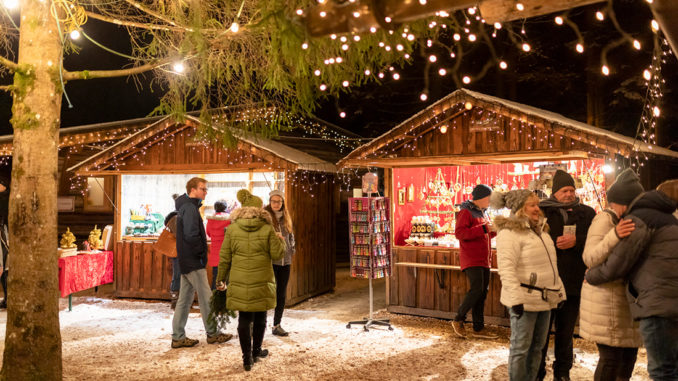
[493,189,566,381]
[206,200,232,290]
[580,168,643,381]
[538,170,596,381]
[216,189,285,371]
[171,177,232,350]
[264,189,296,337]
[586,185,678,380]
[451,184,497,338]
[0,175,9,309]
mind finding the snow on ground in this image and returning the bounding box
[0,270,652,380]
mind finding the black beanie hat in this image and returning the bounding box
[551,170,575,194]
[607,168,644,206]
[472,184,492,200]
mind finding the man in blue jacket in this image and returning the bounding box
[586,189,678,380]
[171,177,232,348]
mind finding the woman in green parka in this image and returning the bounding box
[216,189,285,371]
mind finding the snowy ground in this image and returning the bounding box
[0,270,651,380]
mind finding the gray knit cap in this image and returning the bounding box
[490,189,535,214]
[607,168,644,206]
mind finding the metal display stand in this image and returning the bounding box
[346,195,393,331]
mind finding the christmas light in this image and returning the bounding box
[419,0,427,4]
[330,34,336,40]
[465,102,473,110]
[340,36,347,42]
[499,61,508,69]
[429,55,437,62]
[468,7,476,15]
[314,69,321,76]
[522,43,531,52]
[643,69,651,80]
[370,27,377,33]
[70,30,81,40]
[494,22,502,30]
[172,62,185,73]
[2,0,18,9]
[353,35,360,42]
[438,68,447,76]
[352,11,360,18]
[319,84,327,91]
[601,65,610,75]
[420,93,428,101]
[341,44,349,51]
[335,57,343,63]
[296,9,303,16]
[453,33,461,41]
[633,40,641,50]
[516,3,524,11]
[342,80,349,87]
[378,73,384,79]
[319,11,326,17]
[364,69,370,75]
[653,106,660,117]
[396,44,404,51]
[440,125,448,134]
[407,34,415,41]
[596,11,604,21]
[462,76,471,84]
[555,16,564,25]
[576,43,584,53]
[468,34,476,42]
[651,20,659,32]
[230,22,240,33]
[602,164,613,174]
[393,73,400,80]
[301,42,309,49]
[384,17,392,23]
[339,111,346,118]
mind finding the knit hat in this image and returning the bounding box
[236,189,263,208]
[269,189,284,200]
[607,168,644,206]
[551,170,575,194]
[490,189,535,214]
[472,184,492,201]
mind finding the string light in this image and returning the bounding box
[596,11,605,21]
[230,22,240,33]
[516,3,524,11]
[438,68,447,76]
[172,62,185,73]
[499,61,508,70]
[2,0,18,10]
[70,29,81,40]
[420,93,428,101]
[462,76,471,84]
[522,43,531,52]
[555,16,564,25]
[576,43,584,53]
[601,65,610,75]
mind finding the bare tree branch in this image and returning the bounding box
[85,11,176,31]
[62,59,171,81]
[0,55,18,72]
[0,85,10,92]
[124,0,193,31]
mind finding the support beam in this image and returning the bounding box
[479,0,605,24]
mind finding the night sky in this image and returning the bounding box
[0,2,676,151]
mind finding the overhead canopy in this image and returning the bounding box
[338,88,678,169]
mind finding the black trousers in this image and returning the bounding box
[1,223,8,301]
[237,311,267,357]
[594,343,638,381]
[538,294,581,379]
[273,264,290,326]
[454,266,490,331]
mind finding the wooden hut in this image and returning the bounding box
[338,88,678,325]
[60,111,361,305]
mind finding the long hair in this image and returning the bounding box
[264,202,293,234]
[514,193,544,223]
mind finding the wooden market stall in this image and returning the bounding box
[68,112,359,305]
[338,88,678,325]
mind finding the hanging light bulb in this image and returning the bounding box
[429,55,437,62]
[576,43,584,53]
[420,93,428,101]
[438,68,447,76]
[499,61,508,69]
[440,125,448,134]
[468,34,477,42]
[643,69,652,81]
[633,40,641,50]
[462,76,471,84]
[339,111,346,118]
[554,16,564,25]
[601,65,610,76]
[230,22,240,33]
[516,3,525,11]
[522,43,531,52]
[494,22,502,29]
[596,11,604,21]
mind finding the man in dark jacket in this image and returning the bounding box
[451,184,497,338]
[538,170,595,381]
[171,177,232,348]
[586,190,678,380]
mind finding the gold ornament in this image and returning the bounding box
[59,228,77,249]
[88,225,103,251]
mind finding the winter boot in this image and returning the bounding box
[243,353,254,371]
[253,348,269,362]
[272,324,289,337]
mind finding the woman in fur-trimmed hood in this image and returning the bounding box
[492,189,566,381]
[216,189,285,371]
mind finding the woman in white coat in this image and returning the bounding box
[580,169,643,381]
[492,189,566,381]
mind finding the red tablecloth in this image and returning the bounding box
[58,251,114,298]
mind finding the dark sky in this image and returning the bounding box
[0,2,676,150]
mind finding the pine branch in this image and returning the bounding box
[0,56,18,72]
[0,85,10,92]
[85,11,176,32]
[124,0,193,32]
[62,59,171,81]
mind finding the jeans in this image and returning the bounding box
[594,343,638,381]
[509,309,551,381]
[454,266,490,331]
[170,257,180,293]
[238,311,267,357]
[171,269,216,340]
[538,294,581,379]
[639,316,678,381]
[273,264,291,326]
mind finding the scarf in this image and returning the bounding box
[539,196,581,225]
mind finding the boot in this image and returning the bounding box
[253,348,269,362]
[243,353,253,371]
[272,324,289,337]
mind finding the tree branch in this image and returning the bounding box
[0,85,10,92]
[0,55,18,72]
[62,59,171,81]
[85,11,176,32]
[124,0,194,32]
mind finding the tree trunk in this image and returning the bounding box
[1,1,63,379]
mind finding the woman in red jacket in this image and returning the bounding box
[206,200,232,289]
[451,184,497,338]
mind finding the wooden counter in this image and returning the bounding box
[388,246,509,326]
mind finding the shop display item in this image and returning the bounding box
[58,228,78,258]
[88,225,103,251]
[348,197,391,279]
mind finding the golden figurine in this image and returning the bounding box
[59,228,77,249]
[88,225,103,251]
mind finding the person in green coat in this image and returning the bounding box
[216,189,285,371]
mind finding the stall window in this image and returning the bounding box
[84,177,113,212]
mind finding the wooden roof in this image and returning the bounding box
[68,116,339,175]
[338,89,678,168]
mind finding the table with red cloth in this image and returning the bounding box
[58,251,114,309]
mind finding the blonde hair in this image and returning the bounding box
[514,193,543,220]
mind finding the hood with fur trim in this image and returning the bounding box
[206,212,229,221]
[229,206,273,231]
[494,215,548,234]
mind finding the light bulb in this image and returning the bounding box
[633,40,641,50]
[429,55,437,62]
[440,125,448,134]
[302,42,309,49]
[396,44,404,51]
[364,69,371,76]
[555,16,564,25]
[601,65,610,76]
[643,69,651,81]
[516,3,524,11]
[462,76,471,84]
[499,61,508,69]
[172,62,185,73]
[385,17,392,23]
[438,68,447,76]
[314,69,321,76]
[339,111,346,118]
[340,36,347,42]
[596,11,604,21]
[420,93,428,101]
[319,84,327,91]
[407,34,415,41]
[342,80,349,87]
[494,22,502,29]
[230,22,240,33]
[341,44,349,51]
[353,35,360,41]
[651,20,659,32]
[319,11,327,17]
[602,164,613,174]
[70,30,81,40]
[378,73,385,79]
[419,0,427,4]
[576,43,584,53]
[3,0,18,9]
[465,102,473,110]
[468,34,476,42]
[468,7,476,15]
[453,33,461,41]
[393,73,400,80]
[352,11,360,18]
[522,43,531,52]
[653,106,660,117]
[296,9,303,16]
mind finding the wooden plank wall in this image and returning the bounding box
[114,240,173,299]
[388,246,509,326]
[285,171,336,305]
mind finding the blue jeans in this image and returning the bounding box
[509,309,551,381]
[639,316,678,381]
[171,269,216,340]
[170,257,180,293]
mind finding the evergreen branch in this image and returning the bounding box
[62,59,171,81]
[124,0,193,32]
[0,55,18,72]
[85,10,176,31]
[0,85,10,92]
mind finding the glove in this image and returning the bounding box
[216,281,227,291]
[510,304,524,319]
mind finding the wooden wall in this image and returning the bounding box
[285,171,337,305]
[388,247,509,326]
[114,240,173,299]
